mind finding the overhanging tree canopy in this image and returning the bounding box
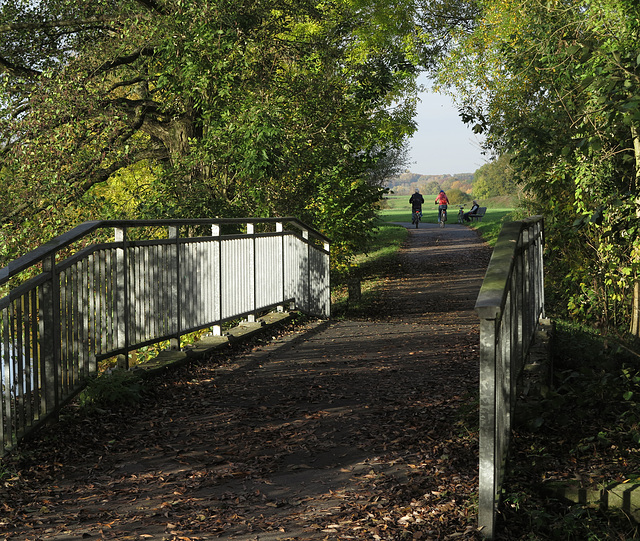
[436,0,640,335]
[0,0,425,264]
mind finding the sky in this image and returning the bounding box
[406,82,487,176]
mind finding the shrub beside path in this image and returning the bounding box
[1,222,492,540]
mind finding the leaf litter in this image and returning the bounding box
[0,227,493,540]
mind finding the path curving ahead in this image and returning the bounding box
[1,222,492,540]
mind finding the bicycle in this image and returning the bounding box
[457,205,465,224]
[411,209,422,228]
[439,207,447,228]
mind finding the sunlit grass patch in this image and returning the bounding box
[470,208,516,247]
[332,223,407,316]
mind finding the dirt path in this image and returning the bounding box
[1,222,492,541]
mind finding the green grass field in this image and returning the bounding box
[376,194,516,246]
[377,193,440,223]
[332,194,519,314]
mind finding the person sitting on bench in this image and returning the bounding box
[464,200,480,222]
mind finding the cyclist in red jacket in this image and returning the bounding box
[435,190,449,223]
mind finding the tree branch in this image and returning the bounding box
[109,76,147,93]
[0,16,117,33]
[0,54,40,78]
[77,146,167,195]
[95,47,155,74]
[76,104,164,194]
[112,97,160,112]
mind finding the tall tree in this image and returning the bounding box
[0,0,419,264]
[472,154,517,199]
[436,0,640,336]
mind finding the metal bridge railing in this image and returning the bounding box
[475,216,545,539]
[0,217,330,456]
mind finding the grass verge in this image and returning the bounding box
[331,222,408,317]
[470,208,514,246]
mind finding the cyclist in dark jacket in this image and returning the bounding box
[409,189,424,224]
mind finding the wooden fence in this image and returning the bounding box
[0,218,330,456]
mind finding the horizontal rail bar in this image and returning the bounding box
[475,216,543,320]
[0,217,329,286]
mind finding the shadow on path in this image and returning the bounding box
[1,223,492,540]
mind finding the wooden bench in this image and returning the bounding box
[468,207,487,222]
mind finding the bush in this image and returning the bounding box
[445,188,472,205]
[77,369,146,413]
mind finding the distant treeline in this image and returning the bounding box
[387,172,474,195]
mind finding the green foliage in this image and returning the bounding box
[521,317,640,444]
[472,154,518,199]
[499,492,639,541]
[435,0,640,333]
[77,369,146,413]
[0,0,422,268]
[444,187,471,204]
[500,319,640,539]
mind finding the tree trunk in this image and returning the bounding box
[142,115,193,165]
[633,282,640,337]
[631,126,640,337]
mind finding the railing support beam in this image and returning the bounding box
[168,225,180,351]
[40,254,60,414]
